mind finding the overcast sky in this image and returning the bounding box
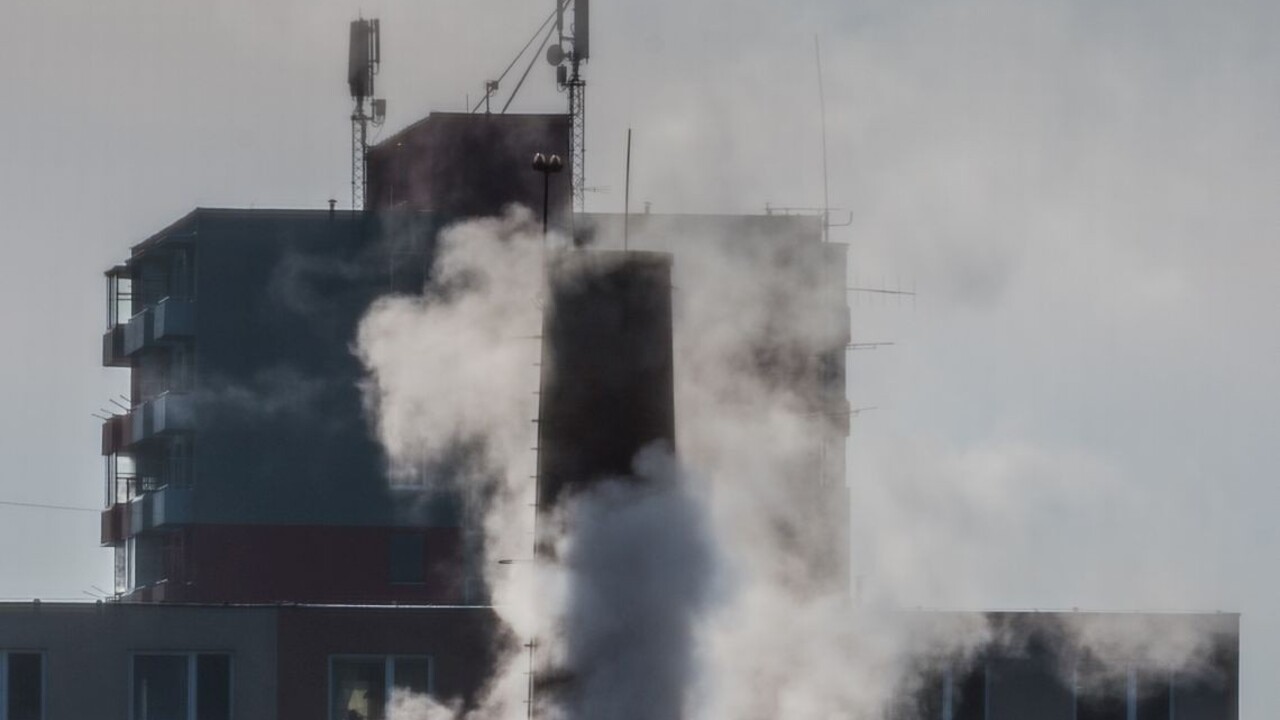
[2,0,1276,714]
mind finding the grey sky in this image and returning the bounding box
[1,0,1275,714]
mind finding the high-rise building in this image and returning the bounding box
[99,209,462,604]
[96,112,852,605]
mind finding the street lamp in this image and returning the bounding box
[531,153,564,237]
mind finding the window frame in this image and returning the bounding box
[0,650,46,720]
[127,651,233,720]
[327,655,434,720]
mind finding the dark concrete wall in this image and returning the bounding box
[135,210,451,526]
[190,211,395,527]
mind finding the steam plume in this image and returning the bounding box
[358,209,1229,719]
[358,206,549,716]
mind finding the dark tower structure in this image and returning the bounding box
[365,112,571,227]
[535,250,676,508]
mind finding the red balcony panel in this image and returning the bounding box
[102,325,129,367]
[100,505,124,546]
[101,416,126,456]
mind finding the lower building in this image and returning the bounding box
[0,603,1236,720]
[894,612,1239,720]
[0,601,498,720]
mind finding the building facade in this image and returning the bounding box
[0,602,496,720]
[895,612,1240,720]
[100,209,459,604]
[0,605,1236,720]
[96,111,852,606]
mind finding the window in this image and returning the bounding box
[389,533,426,584]
[106,452,138,505]
[107,271,134,328]
[131,653,230,720]
[0,652,44,720]
[330,656,431,720]
[115,544,129,595]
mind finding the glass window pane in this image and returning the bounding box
[196,654,231,720]
[133,655,189,720]
[331,659,386,720]
[389,534,425,584]
[7,653,43,720]
[393,657,431,695]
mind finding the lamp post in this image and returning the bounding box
[531,153,564,237]
[525,152,560,720]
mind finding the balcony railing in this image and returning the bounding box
[113,296,194,359]
[151,392,194,436]
[102,416,128,455]
[103,392,193,452]
[101,504,128,546]
[122,308,152,356]
[102,325,129,367]
[152,297,194,341]
[106,485,194,541]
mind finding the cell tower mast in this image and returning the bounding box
[348,19,386,211]
[550,0,589,212]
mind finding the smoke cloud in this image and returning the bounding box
[604,218,1000,719]
[543,446,716,720]
[357,203,1231,718]
[357,206,550,716]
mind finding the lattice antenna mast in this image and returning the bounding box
[549,0,589,212]
[348,19,386,211]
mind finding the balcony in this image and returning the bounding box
[116,297,195,358]
[101,504,128,546]
[122,308,152,356]
[152,297,194,341]
[102,325,129,367]
[102,416,128,455]
[108,392,194,450]
[124,486,194,537]
[150,485,194,528]
[128,403,150,445]
[151,392,194,435]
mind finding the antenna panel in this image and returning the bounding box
[348,20,374,99]
[574,0,589,60]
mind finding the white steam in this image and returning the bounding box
[539,445,715,720]
[357,209,1229,719]
[357,206,551,716]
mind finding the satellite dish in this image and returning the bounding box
[546,44,566,66]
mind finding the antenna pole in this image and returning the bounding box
[624,128,632,251]
[348,18,382,211]
[567,0,589,213]
[815,35,830,244]
[353,108,368,211]
[568,60,586,212]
